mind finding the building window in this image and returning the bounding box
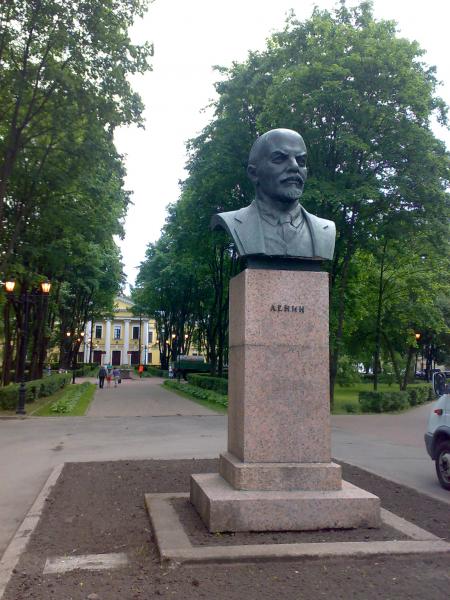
[95,325,102,339]
[114,326,121,340]
[148,352,152,364]
[148,331,153,344]
[132,325,140,340]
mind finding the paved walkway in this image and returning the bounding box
[0,377,448,563]
[85,376,217,416]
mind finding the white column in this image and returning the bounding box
[84,321,91,362]
[142,320,149,364]
[123,319,130,366]
[105,319,111,365]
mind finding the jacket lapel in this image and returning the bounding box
[233,201,265,255]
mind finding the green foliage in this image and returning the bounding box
[37,382,95,416]
[140,366,169,378]
[359,390,410,412]
[0,0,152,378]
[186,373,228,395]
[335,356,361,386]
[0,373,72,410]
[164,380,228,408]
[407,384,433,406]
[134,2,450,394]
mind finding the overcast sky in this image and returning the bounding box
[114,0,450,289]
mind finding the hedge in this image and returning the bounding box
[136,365,168,377]
[0,372,72,410]
[186,373,228,395]
[164,380,228,407]
[407,384,434,406]
[359,384,433,413]
[359,390,409,413]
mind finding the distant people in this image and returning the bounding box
[435,371,446,396]
[106,365,113,388]
[138,364,144,378]
[113,367,121,388]
[168,365,174,379]
[98,365,107,389]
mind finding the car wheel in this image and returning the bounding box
[435,441,450,491]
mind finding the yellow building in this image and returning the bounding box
[82,296,159,366]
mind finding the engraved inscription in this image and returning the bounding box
[270,304,305,313]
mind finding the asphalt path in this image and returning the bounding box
[0,377,448,560]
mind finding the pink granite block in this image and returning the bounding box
[228,344,331,462]
[228,269,331,464]
[219,452,342,491]
[229,269,329,348]
[190,473,381,533]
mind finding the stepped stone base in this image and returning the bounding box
[190,473,381,533]
[219,452,342,491]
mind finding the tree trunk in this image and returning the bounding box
[382,331,402,387]
[373,239,388,391]
[401,346,415,391]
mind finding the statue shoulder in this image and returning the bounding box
[304,210,335,235]
[210,210,237,231]
[210,204,256,231]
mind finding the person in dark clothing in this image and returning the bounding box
[98,365,107,389]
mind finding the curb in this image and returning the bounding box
[0,463,64,600]
[146,492,450,565]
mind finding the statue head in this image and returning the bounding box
[247,128,307,208]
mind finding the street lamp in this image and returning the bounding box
[414,332,421,377]
[71,331,84,384]
[4,279,52,414]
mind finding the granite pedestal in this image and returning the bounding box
[190,268,381,532]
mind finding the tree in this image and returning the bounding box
[1,0,152,382]
[136,1,450,396]
[0,0,152,273]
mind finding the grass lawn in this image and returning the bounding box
[163,380,431,415]
[31,382,96,416]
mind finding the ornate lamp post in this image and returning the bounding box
[4,278,52,415]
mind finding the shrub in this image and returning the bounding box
[164,380,228,407]
[359,390,409,413]
[140,366,168,377]
[186,373,228,395]
[407,384,432,406]
[0,373,72,410]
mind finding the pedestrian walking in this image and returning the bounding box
[106,365,113,388]
[113,367,121,388]
[98,365,107,389]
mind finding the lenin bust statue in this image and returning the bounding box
[211,128,335,261]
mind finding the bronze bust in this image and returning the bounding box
[211,128,335,260]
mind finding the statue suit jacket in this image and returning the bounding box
[211,201,336,260]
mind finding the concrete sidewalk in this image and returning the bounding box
[0,377,224,558]
[86,376,217,417]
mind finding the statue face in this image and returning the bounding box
[249,130,307,205]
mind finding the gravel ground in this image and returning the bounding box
[3,459,450,600]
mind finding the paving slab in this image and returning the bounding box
[86,376,217,416]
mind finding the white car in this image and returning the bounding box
[424,372,450,490]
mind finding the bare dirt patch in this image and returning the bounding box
[3,459,450,600]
